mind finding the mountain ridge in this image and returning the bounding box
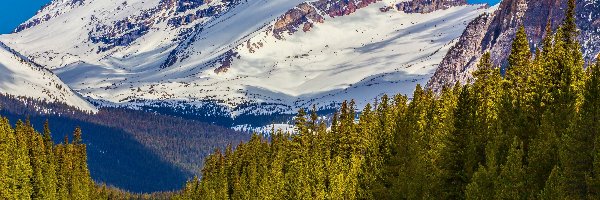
[0,41,96,112]
[1,0,489,120]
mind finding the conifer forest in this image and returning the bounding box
[1,0,600,199]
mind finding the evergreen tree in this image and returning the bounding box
[503,25,537,152]
[199,149,228,200]
[473,52,502,170]
[42,121,58,200]
[12,120,33,199]
[539,166,567,200]
[561,0,578,46]
[507,26,532,77]
[28,130,48,200]
[563,54,600,198]
[495,138,527,199]
[465,143,499,200]
[70,127,93,199]
[552,2,585,196]
[441,86,477,199]
[585,56,600,198]
[172,6,593,197]
[0,118,16,199]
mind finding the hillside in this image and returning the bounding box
[0,42,96,112]
[0,0,491,119]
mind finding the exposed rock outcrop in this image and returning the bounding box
[273,0,378,39]
[427,13,494,92]
[396,0,468,13]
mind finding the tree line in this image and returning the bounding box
[0,116,94,199]
[0,116,179,199]
[177,1,600,199]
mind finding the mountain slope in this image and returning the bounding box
[0,42,96,112]
[427,0,600,92]
[1,0,489,118]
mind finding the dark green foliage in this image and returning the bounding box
[0,117,92,199]
[440,86,477,200]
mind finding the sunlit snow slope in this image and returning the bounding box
[1,0,491,117]
[0,42,96,112]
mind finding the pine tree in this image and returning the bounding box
[503,25,537,152]
[42,121,58,200]
[260,130,288,200]
[465,143,499,200]
[562,54,600,198]
[585,56,600,199]
[539,166,567,199]
[495,137,527,199]
[473,52,502,169]
[199,149,228,200]
[0,118,16,199]
[12,120,33,199]
[387,85,435,198]
[309,105,319,132]
[176,177,201,199]
[507,26,532,78]
[55,142,69,200]
[295,108,308,136]
[561,0,578,47]
[357,103,380,199]
[552,1,585,196]
[441,86,477,199]
[29,129,48,200]
[71,127,92,199]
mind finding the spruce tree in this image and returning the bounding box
[71,127,92,199]
[561,0,578,46]
[553,2,585,196]
[585,56,600,198]
[465,143,499,200]
[441,86,477,199]
[539,166,567,199]
[42,121,58,200]
[29,131,48,200]
[0,118,16,199]
[503,25,536,152]
[564,54,600,198]
[495,138,527,199]
[473,52,502,169]
[12,120,33,199]
[507,26,532,78]
[199,149,228,199]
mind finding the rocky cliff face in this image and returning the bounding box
[427,13,494,92]
[427,0,600,92]
[273,0,468,40]
[396,0,468,13]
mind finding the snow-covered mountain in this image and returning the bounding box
[0,0,491,118]
[0,42,96,112]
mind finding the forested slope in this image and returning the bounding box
[0,94,249,192]
[177,1,600,199]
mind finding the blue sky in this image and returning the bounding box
[469,0,501,5]
[0,0,51,34]
[0,0,502,34]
